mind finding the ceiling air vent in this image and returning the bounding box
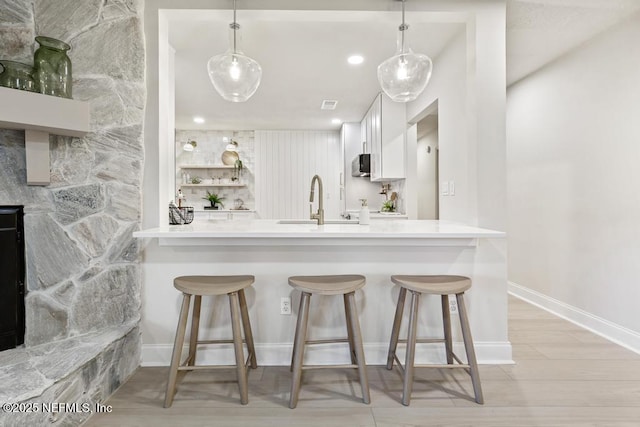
[320,100,338,110]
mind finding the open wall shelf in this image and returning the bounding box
[0,87,90,185]
[179,165,237,169]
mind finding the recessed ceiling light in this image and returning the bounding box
[332,118,342,125]
[348,55,364,65]
[193,116,205,124]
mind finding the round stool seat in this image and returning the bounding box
[174,275,255,296]
[288,274,365,295]
[391,275,471,295]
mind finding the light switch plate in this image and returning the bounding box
[441,182,449,196]
[449,181,455,196]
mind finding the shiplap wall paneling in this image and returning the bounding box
[255,130,340,219]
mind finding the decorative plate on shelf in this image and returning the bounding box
[221,150,239,165]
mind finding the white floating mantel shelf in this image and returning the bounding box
[0,86,90,185]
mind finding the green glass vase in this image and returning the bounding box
[0,60,36,92]
[33,36,72,98]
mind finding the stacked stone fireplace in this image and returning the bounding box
[0,1,145,425]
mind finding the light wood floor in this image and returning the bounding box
[85,296,640,426]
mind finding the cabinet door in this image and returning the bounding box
[379,93,406,180]
[360,116,367,153]
[366,108,372,154]
[369,94,383,181]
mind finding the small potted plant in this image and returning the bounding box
[381,200,396,213]
[202,191,225,210]
[233,158,243,182]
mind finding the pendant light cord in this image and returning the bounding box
[231,0,239,54]
[399,0,408,54]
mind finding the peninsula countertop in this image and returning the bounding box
[135,218,511,365]
[133,219,505,246]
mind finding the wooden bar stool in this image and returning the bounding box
[386,275,483,406]
[288,274,370,409]
[164,275,257,407]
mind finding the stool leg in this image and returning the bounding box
[343,293,357,365]
[290,293,306,372]
[345,291,370,404]
[229,291,249,405]
[387,287,407,370]
[238,289,257,369]
[456,293,484,404]
[290,292,311,409]
[164,293,191,408]
[187,295,202,366]
[402,290,420,406]
[441,295,453,364]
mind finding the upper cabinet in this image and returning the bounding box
[361,93,405,182]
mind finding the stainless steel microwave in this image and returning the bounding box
[351,154,370,177]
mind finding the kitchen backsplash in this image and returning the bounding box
[175,130,255,211]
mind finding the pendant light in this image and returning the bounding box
[207,0,262,102]
[377,0,433,102]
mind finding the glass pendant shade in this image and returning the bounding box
[207,50,261,102]
[377,48,432,102]
[377,0,433,103]
[207,3,261,103]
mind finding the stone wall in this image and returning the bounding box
[0,1,145,425]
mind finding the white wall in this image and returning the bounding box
[254,130,341,219]
[406,31,469,223]
[139,238,510,367]
[507,13,640,350]
[406,1,507,232]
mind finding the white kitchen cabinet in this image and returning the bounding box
[362,93,406,182]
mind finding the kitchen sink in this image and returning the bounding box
[277,219,359,225]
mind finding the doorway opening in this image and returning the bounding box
[416,112,439,219]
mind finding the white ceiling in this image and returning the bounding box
[506,0,640,85]
[169,1,640,132]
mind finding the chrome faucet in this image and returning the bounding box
[309,174,325,225]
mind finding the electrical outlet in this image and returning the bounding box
[449,298,458,314]
[280,297,291,315]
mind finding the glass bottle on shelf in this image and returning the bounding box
[0,60,36,92]
[32,36,72,98]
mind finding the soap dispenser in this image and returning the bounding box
[359,199,370,225]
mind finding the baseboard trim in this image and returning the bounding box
[142,341,513,367]
[508,281,640,355]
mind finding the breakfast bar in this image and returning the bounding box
[134,219,511,367]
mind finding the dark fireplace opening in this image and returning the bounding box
[0,206,25,351]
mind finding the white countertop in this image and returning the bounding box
[134,220,504,246]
